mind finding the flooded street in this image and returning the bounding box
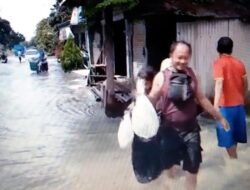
[0,56,115,190]
[0,56,249,190]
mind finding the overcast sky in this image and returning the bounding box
[0,0,56,41]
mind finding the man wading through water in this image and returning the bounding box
[148,41,229,190]
[213,37,248,159]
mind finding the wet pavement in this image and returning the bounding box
[0,56,118,190]
[0,56,250,190]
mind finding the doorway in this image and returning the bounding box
[114,20,126,76]
[146,14,176,71]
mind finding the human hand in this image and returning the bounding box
[219,118,230,132]
[214,104,220,112]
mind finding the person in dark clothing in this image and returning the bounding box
[18,51,22,63]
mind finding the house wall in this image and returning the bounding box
[132,21,147,78]
[177,19,250,98]
[229,20,250,86]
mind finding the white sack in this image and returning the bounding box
[131,94,159,139]
[117,111,134,149]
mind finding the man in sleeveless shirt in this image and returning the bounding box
[148,41,229,190]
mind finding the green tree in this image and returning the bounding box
[35,19,57,54]
[28,37,37,47]
[0,17,25,48]
[60,37,83,72]
[56,0,138,16]
[8,32,25,48]
[48,1,72,28]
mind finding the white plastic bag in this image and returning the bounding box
[131,94,159,139]
[118,111,134,149]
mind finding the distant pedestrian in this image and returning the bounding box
[213,36,248,159]
[18,51,22,63]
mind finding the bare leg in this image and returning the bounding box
[161,167,176,190]
[166,165,180,179]
[163,165,182,189]
[185,172,197,190]
[226,145,237,159]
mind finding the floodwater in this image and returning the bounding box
[0,56,249,190]
[0,56,102,190]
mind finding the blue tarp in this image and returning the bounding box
[13,44,25,56]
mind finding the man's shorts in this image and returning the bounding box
[159,122,202,174]
[216,105,247,148]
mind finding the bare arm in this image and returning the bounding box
[243,75,248,95]
[214,79,223,109]
[196,78,229,130]
[196,80,222,120]
[148,72,164,107]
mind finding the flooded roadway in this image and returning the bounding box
[0,56,249,190]
[0,56,110,190]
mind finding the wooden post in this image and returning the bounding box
[85,23,92,68]
[103,6,117,117]
[103,6,115,95]
[125,19,133,79]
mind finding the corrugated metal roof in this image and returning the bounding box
[128,0,250,20]
[60,0,250,20]
[163,0,250,19]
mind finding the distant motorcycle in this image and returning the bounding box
[1,53,8,63]
[40,57,48,72]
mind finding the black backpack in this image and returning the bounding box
[167,70,193,106]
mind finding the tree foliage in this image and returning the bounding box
[48,2,72,28]
[60,37,83,72]
[95,0,139,9]
[0,17,25,48]
[27,37,37,47]
[52,0,139,17]
[35,19,57,54]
